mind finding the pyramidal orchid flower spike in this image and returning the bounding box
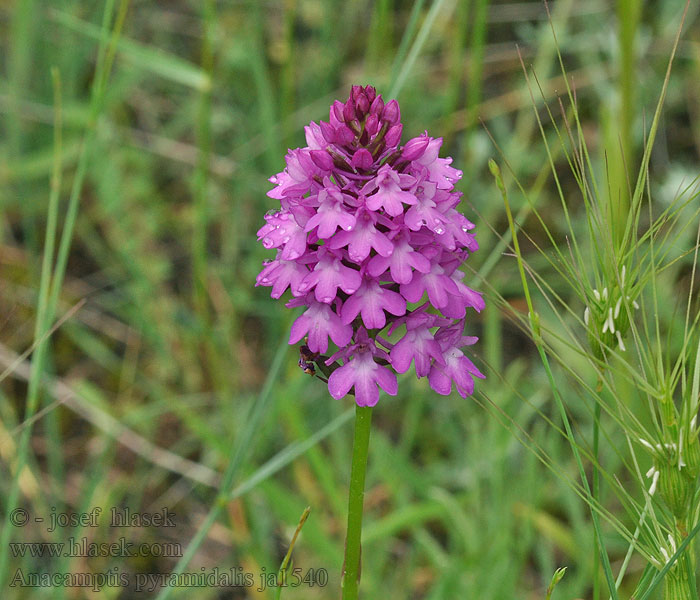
[257,85,485,600]
[256,85,485,406]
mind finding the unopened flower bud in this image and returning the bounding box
[401,136,430,160]
[385,123,403,148]
[310,150,334,171]
[356,93,370,114]
[331,101,345,124]
[351,148,373,170]
[343,100,356,123]
[382,99,400,124]
[370,95,384,116]
[335,125,355,145]
[320,120,336,143]
[365,113,380,137]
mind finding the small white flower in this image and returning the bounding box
[646,467,660,495]
[615,330,626,352]
[587,272,637,351]
[639,438,656,452]
[601,308,616,334]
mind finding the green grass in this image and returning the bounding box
[0,1,699,599]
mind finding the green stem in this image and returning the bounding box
[593,400,601,600]
[617,0,641,201]
[342,405,373,600]
[663,566,693,600]
[192,0,214,317]
[662,521,697,600]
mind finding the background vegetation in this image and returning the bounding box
[1,0,699,598]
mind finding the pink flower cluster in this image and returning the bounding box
[256,85,484,406]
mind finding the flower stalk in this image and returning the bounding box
[342,405,373,600]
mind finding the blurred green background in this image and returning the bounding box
[1,0,699,598]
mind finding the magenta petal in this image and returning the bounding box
[341,295,363,325]
[368,254,391,278]
[389,252,413,284]
[328,319,353,348]
[461,355,485,379]
[360,298,386,329]
[462,287,485,311]
[329,229,351,249]
[339,267,362,295]
[304,212,322,233]
[353,369,379,407]
[390,337,413,373]
[382,288,406,316]
[399,276,425,303]
[455,375,475,397]
[451,360,475,397]
[372,231,394,257]
[328,364,355,399]
[375,366,397,395]
[426,278,449,308]
[289,314,310,345]
[408,251,431,273]
[297,270,319,295]
[428,365,452,395]
[280,229,307,261]
[366,190,403,216]
[349,232,372,261]
[307,323,330,353]
[314,270,339,303]
[413,349,433,377]
[440,293,466,319]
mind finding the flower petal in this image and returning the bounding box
[328,363,355,400]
